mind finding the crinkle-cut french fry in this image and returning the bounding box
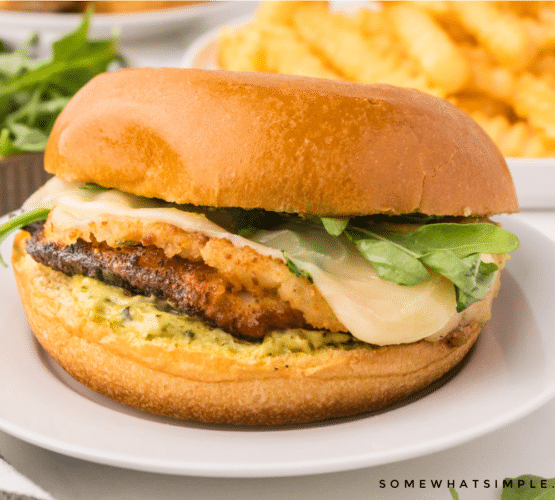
[290,3,437,95]
[450,1,535,70]
[384,3,469,94]
[522,130,555,158]
[462,46,516,102]
[218,25,267,72]
[219,21,340,80]
[290,2,385,80]
[259,25,341,80]
[522,17,555,51]
[471,113,511,145]
[436,18,479,45]
[401,1,451,15]
[497,1,544,18]
[451,93,513,119]
[402,2,471,43]
[469,111,549,158]
[499,122,542,158]
[350,9,402,58]
[538,5,555,25]
[532,53,555,81]
[351,8,391,36]
[514,73,555,139]
[255,0,325,27]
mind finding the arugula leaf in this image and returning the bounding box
[227,208,288,237]
[349,232,429,285]
[79,182,111,192]
[0,9,123,157]
[51,8,92,61]
[0,128,24,156]
[7,122,49,151]
[237,226,263,238]
[0,40,11,54]
[321,217,349,236]
[0,51,41,79]
[373,223,519,258]
[282,252,313,283]
[343,221,518,311]
[0,208,50,267]
[421,251,499,311]
[502,475,555,500]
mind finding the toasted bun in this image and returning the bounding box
[45,68,518,217]
[13,231,488,425]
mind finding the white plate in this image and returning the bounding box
[1,216,555,477]
[0,2,246,42]
[181,19,555,210]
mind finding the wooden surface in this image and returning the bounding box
[0,153,51,215]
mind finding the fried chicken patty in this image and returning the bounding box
[24,221,310,340]
[40,209,347,334]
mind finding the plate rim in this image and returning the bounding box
[0,2,234,26]
[0,1,253,41]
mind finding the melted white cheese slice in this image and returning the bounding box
[24,178,460,346]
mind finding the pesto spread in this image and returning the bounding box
[70,276,365,359]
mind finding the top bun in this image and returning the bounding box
[45,68,518,216]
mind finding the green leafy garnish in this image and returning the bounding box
[348,231,430,285]
[0,9,124,157]
[502,475,555,499]
[282,251,313,283]
[115,240,140,247]
[0,208,50,267]
[373,222,520,259]
[449,489,460,500]
[225,208,288,238]
[321,217,349,236]
[421,251,499,312]
[343,222,519,311]
[79,182,111,192]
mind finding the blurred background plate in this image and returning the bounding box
[506,159,555,210]
[0,1,253,43]
[181,19,555,211]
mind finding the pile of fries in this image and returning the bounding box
[218,1,555,158]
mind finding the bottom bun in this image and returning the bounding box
[13,232,486,425]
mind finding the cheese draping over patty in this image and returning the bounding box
[23,178,496,345]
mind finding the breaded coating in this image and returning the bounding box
[39,213,347,335]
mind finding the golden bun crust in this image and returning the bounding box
[14,232,484,425]
[45,68,518,217]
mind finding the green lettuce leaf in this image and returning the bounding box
[0,9,123,157]
[502,475,555,500]
[321,217,349,236]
